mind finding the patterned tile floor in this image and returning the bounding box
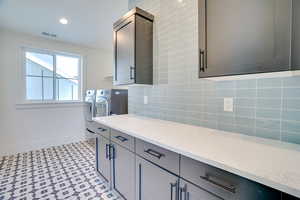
[0,140,121,200]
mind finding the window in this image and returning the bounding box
[24,48,82,102]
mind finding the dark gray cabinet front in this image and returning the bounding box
[111,143,135,200]
[96,135,111,182]
[198,0,292,77]
[136,156,179,200]
[114,8,154,85]
[93,122,297,199]
[292,0,300,70]
[115,16,135,85]
[179,180,221,200]
[181,155,281,200]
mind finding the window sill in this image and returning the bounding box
[15,101,86,109]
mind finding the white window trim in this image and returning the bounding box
[19,47,84,105]
[15,101,86,110]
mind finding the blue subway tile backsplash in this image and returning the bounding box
[256,99,281,109]
[128,77,300,145]
[128,0,300,145]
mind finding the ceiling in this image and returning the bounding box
[0,0,129,50]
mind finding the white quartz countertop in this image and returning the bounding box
[93,114,300,198]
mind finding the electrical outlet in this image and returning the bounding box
[224,98,233,112]
[144,96,148,105]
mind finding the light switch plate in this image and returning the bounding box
[144,96,148,105]
[224,98,233,112]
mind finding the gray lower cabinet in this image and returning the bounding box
[136,156,179,200]
[96,135,111,182]
[93,122,297,199]
[179,179,221,200]
[111,143,135,200]
[180,155,281,200]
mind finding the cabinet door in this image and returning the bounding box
[136,156,179,200]
[96,136,111,182]
[198,0,292,77]
[292,0,300,70]
[115,16,135,85]
[112,143,135,200]
[179,180,221,200]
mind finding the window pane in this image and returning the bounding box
[26,76,42,100]
[56,55,79,79]
[26,52,53,77]
[56,78,78,101]
[24,50,81,102]
[43,77,54,100]
[72,81,79,100]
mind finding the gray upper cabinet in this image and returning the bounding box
[114,16,135,85]
[114,7,154,85]
[292,0,300,70]
[198,0,294,78]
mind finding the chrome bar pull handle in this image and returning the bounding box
[105,144,109,159]
[186,192,189,200]
[170,182,177,200]
[144,149,165,159]
[86,128,96,134]
[179,184,188,200]
[170,180,180,200]
[179,187,183,200]
[130,66,135,80]
[138,163,142,200]
[199,49,205,73]
[114,135,128,142]
[109,144,115,160]
[98,127,107,132]
[200,174,236,194]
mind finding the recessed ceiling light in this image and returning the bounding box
[59,18,68,25]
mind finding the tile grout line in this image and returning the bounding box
[234,80,237,131]
[30,150,35,199]
[41,147,57,199]
[280,79,284,141]
[11,152,20,198]
[254,79,258,137]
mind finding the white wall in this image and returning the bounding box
[0,28,114,156]
[86,49,113,89]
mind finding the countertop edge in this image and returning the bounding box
[93,117,300,198]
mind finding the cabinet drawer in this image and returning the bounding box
[181,156,280,200]
[86,121,98,134]
[111,129,135,152]
[136,139,180,175]
[94,123,110,139]
[181,156,236,199]
[85,121,96,134]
